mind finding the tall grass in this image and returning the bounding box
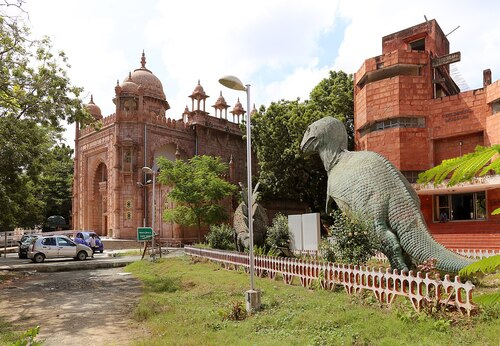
[125,256,500,346]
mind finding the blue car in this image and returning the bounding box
[74,231,104,253]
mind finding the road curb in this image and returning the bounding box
[0,256,141,272]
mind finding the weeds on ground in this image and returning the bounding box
[13,325,43,346]
[218,301,247,321]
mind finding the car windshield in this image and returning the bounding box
[21,236,35,244]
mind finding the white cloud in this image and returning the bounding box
[22,0,500,147]
[334,0,500,89]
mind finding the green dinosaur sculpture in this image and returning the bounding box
[300,116,473,272]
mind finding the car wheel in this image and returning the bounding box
[76,251,87,261]
[33,253,45,263]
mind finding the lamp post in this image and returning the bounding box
[219,75,261,312]
[142,166,156,262]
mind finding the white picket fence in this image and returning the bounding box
[184,246,476,316]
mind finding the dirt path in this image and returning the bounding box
[0,267,149,345]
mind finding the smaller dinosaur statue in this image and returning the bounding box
[233,183,268,252]
[300,116,473,272]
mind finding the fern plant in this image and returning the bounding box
[459,255,500,276]
[459,255,500,306]
[417,145,500,214]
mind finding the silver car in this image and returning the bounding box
[28,235,93,263]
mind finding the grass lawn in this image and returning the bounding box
[125,256,500,346]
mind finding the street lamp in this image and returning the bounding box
[142,166,156,262]
[219,75,261,312]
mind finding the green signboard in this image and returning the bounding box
[137,227,153,241]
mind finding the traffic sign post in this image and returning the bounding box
[137,227,153,241]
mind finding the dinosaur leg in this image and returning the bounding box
[375,221,409,272]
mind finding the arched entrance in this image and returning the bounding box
[91,162,108,235]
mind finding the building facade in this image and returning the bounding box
[72,53,248,242]
[354,19,500,250]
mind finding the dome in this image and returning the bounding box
[121,73,139,94]
[193,80,205,95]
[213,91,228,109]
[189,80,208,100]
[122,52,165,100]
[216,91,226,105]
[230,97,245,115]
[86,95,102,120]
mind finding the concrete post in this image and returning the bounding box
[245,289,261,314]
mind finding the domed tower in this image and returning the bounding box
[230,98,246,123]
[114,51,170,118]
[189,80,209,115]
[86,95,102,121]
[212,91,229,120]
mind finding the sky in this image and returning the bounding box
[23,0,500,147]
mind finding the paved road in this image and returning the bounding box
[0,267,147,345]
[0,248,184,345]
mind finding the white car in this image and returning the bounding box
[28,235,93,263]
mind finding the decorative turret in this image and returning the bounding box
[121,72,139,94]
[189,80,209,113]
[251,104,258,117]
[229,155,234,182]
[182,105,190,123]
[86,95,102,120]
[212,91,229,120]
[230,98,246,123]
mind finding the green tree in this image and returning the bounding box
[309,71,355,149]
[251,71,353,214]
[0,1,94,231]
[38,144,74,223]
[157,155,237,240]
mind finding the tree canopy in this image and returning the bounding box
[251,70,354,215]
[157,155,237,239]
[37,144,74,223]
[0,1,94,230]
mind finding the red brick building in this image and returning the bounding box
[73,53,248,242]
[354,19,500,250]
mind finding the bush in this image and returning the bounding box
[319,238,338,263]
[324,210,380,265]
[205,224,236,250]
[265,213,291,251]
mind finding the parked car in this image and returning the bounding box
[73,231,104,253]
[17,234,38,259]
[28,235,93,263]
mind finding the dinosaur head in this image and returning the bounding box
[300,116,348,157]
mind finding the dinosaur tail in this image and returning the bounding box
[399,218,474,273]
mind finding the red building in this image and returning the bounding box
[73,53,248,242]
[354,19,500,251]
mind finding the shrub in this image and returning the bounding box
[265,213,291,251]
[319,238,338,263]
[326,210,380,265]
[205,224,236,250]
